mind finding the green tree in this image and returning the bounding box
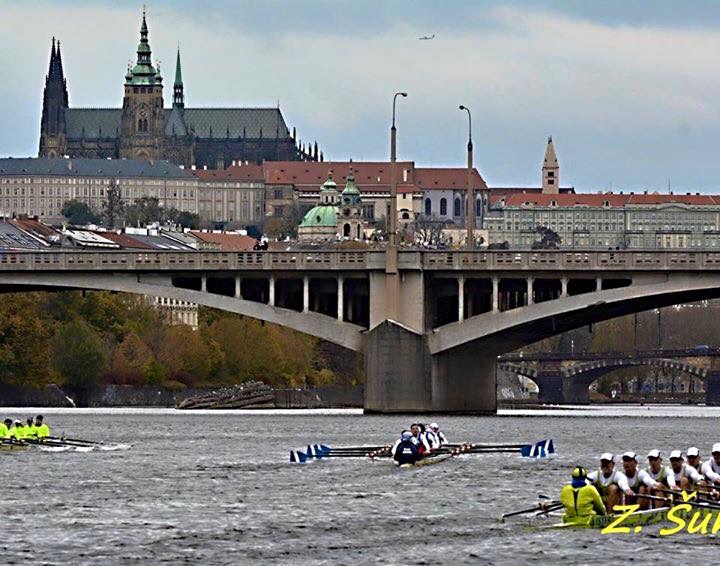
[102,180,124,228]
[52,319,109,405]
[531,226,562,249]
[0,294,55,387]
[61,199,100,225]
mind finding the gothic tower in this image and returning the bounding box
[120,10,164,161]
[541,136,559,194]
[39,38,69,158]
[173,47,184,109]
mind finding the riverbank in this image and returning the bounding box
[0,383,364,409]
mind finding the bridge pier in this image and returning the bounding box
[563,377,591,404]
[535,362,564,404]
[706,371,720,405]
[364,321,496,414]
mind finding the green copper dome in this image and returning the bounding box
[341,172,360,196]
[299,205,339,228]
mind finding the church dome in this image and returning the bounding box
[299,205,338,228]
[341,172,360,196]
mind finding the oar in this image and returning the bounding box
[48,436,100,445]
[501,501,561,522]
[654,488,720,509]
[534,503,564,517]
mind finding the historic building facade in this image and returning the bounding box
[39,12,318,169]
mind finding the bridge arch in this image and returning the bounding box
[429,277,720,356]
[0,272,365,352]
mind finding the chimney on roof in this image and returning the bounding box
[403,169,408,182]
[644,190,648,195]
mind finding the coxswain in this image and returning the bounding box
[392,431,420,466]
[428,423,447,446]
[559,466,606,525]
[669,450,705,491]
[0,418,11,439]
[700,443,720,485]
[586,453,633,513]
[34,415,50,438]
[621,452,660,510]
[410,423,431,455]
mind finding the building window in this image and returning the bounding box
[274,189,283,200]
[476,199,482,217]
[424,198,431,216]
[454,198,461,217]
[440,198,447,216]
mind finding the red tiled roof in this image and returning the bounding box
[496,192,720,208]
[95,232,155,249]
[262,161,416,187]
[189,231,258,251]
[414,168,487,191]
[488,186,575,195]
[10,217,59,238]
[191,164,264,182]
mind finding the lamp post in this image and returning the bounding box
[389,92,408,251]
[459,105,474,250]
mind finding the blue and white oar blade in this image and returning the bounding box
[520,439,554,459]
[319,444,332,456]
[290,450,308,464]
[312,444,325,459]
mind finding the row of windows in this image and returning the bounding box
[424,198,483,217]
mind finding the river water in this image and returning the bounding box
[2,405,719,564]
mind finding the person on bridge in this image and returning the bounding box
[34,415,50,438]
[669,450,705,491]
[559,466,606,525]
[392,431,420,466]
[621,452,661,510]
[586,453,633,513]
[700,444,720,485]
[0,418,11,439]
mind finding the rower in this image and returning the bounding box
[10,419,24,441]
[410,423,431,455]
[428,423,448,446]
[559,466,606,525]
[621,452,660,510]
[645,449,676,506]
[0,418,10,439]
[687,447,702,472]
[586,453,633,513]
[34,415,50,438]
[24,417,37,439]
[392,431,420,466]
[700,443,720,486]
[423,424,441,451]
[669,450,705,492]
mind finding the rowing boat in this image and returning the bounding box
[397,453,453,468]
[0,442,29,452]
[540,506,720,530]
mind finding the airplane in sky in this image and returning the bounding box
[419,34,435,40]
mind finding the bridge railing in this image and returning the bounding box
[0,250,386,271]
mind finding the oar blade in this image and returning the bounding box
[520,439,555,458]
[290,450,308,464]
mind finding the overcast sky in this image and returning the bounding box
[3,0,720,191]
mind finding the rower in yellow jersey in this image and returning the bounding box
[10,419,24,440]
[0,418,11,439]
[560,466,607,525]
[24,417,37,439]
[34,415,50,438]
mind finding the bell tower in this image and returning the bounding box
[339,168,364,240]
[541,136,559,195]
[120,10,164,161]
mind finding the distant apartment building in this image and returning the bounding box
[485,192,720,249]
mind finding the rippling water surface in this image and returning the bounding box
[2,406,719,564]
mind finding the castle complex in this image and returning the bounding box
[39,11,316,169]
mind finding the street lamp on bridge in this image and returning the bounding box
[459,105,474,250]
[389,92,408,252]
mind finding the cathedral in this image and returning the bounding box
[39,11,318,168]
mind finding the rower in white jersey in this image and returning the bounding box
[409,423,431,455]
[621,452,661,510]
[700,443,720,485]
[686,447,703,473]
[427,423,447,446]
[423,424,441,451]
[669,450,705,491]
[644,449,676,506]
[586,453,633,513]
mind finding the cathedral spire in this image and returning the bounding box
[39,36,69,155]
[173,46,184,108]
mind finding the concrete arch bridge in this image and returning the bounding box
[4,249,720,412]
